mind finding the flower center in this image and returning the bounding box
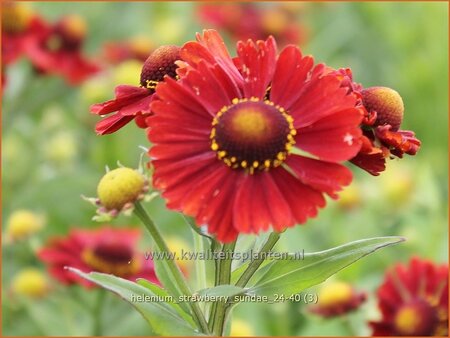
[82,241,141,277]
[139,45,180,90]
[394,300,437,336]
[2,3,33,34]
[210,98,296,174]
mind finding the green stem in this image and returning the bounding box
[192,229,207,312]
[211,242,236,336]
[235,232,281,288]
[93,289,106,335]
[133,202,210,335]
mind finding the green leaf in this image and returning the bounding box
[68,268,203,336]
[197,285,247,299]
[136,278,195,326]
[249,237,404,298]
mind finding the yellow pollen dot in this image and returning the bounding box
[211,142,219,151]
[232,98,239,104]
[264,160,271,168]
[241,161,247,168]
[231,157,237,163]
[277,152,285,161]
[252,161,259,168]
[218,150,226,158]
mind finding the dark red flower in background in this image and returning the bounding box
[370,257,448,336]
[330,68,421,176]
[38,226,158,288]
[147,30,363,242]
[102,37,154,65]
[23,14,100,85]
[90,45,180,135]
[197,3,306,48]
[1,3,45,66]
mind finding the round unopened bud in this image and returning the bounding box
[361,86,404,131]
[12,268,49,298]
[140,45,180,89]
[97,168,146,211]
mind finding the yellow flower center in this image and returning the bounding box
[82,241,141,277]
[394,300,437,336]
[6,210,44,241]
[97,167,146,211]
[317,282,353,307]
[210,98,296,174]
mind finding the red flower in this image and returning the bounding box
[22,14,99,85]
[147,30,363,242]
[370,257,448,336]
[38,226,158,288]
[1,3,44,66]
[330,68,421,176]
[90,45,180,135]
[102,37,154,65]
[197,3,306,47]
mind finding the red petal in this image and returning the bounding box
[270,46,314,109]
[286,155,353,198]
[95,113,134,135]
[90,85,150,115]
[290,74,357,129]
[236,36,277,99]
[295,108,363,162]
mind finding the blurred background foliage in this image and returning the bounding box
[2,2,448,336]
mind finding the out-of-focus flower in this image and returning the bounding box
[147,30,363,242]
[329,68,421,176]
[379,162,414,207]
[337,183,362,210]
[23,14,100,85]
[43,131,78,166]
[309,281,367,317]
[197,3,306,47]
[370,257,448,336]
[102,36,154,65]
[11,268,50,298]
[166,237,192,273]
[38,226,158,288]
[230,318,255,336]
[5,210,45,242]
[112,60,142,86]
[90,45,180,135]
[1,3,44,65]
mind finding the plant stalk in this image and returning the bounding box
[133,202,210,335]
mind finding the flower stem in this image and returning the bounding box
[93,288,106,335]
[133,202,210,335]
[235,232,281,288]
[210,241,236,336]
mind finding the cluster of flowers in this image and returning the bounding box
[2,2,155,86]
[91,29,421,243]
[197,3,307,48]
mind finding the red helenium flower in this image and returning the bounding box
[330,68,421,176]
[370,257,448,336]
[147,30,363,242]
[22,14,100,85]
[90,45,180,135]
[38,226,158,288]
[1,3,45,66]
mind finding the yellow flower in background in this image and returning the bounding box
[43,131,78,166]
[379,162,413,206]
[12,268,49,298]
[337,183,362,210]
[112,60,142,86]
[166,237,192,272]
[6,210,45,242]
[309,281,366,317]
[230,319,254,337]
